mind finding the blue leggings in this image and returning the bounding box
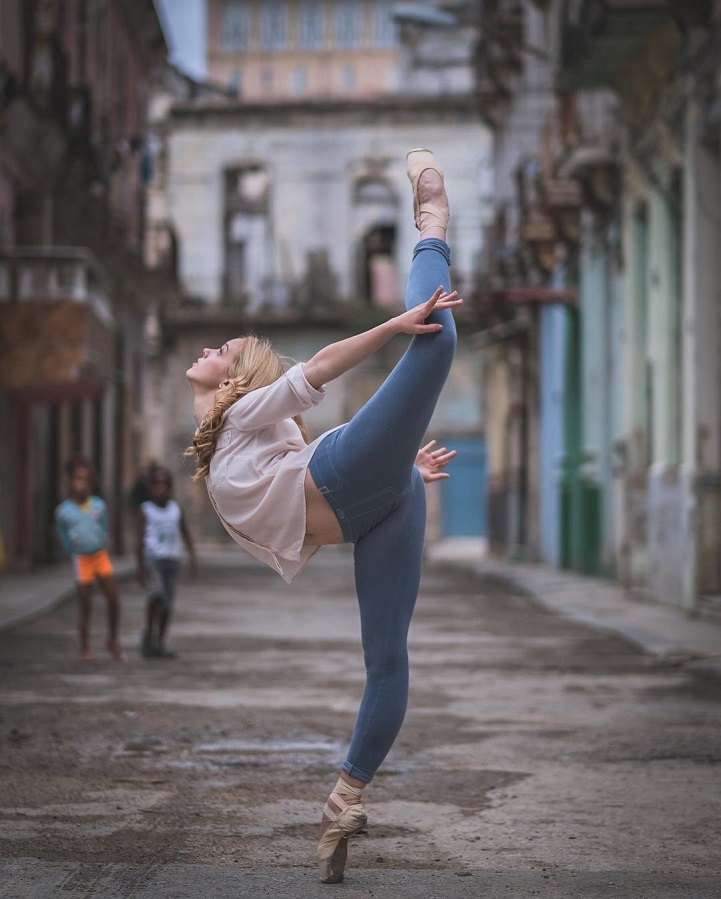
[308,238,456,783]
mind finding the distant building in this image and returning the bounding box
[208,0,400,99]
[144,0,492,545]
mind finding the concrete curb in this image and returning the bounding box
[0,560,136,634]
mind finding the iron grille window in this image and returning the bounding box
[335,0,362,49]
[372,1,396,48]
[298,1,324,49]
[221,0,251,51]
[260,1,287,50]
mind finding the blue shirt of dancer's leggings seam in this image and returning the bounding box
[55,496,108,556]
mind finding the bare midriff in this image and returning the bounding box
[303,469,345,546]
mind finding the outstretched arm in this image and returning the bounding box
[415,440,457,483]
[302,287,462,390]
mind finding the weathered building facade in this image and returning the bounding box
[0,0,169,568]
[477,0,721,613]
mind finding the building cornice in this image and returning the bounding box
[169,94,480,127]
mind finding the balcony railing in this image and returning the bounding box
[0,246,113,327]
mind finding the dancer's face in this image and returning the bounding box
[186,338,244,390]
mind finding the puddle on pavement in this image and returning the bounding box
[190,737,345,770]
[195,739,340,753]
[114,736,346,772]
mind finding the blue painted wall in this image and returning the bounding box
[440,435,487,536]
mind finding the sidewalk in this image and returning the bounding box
[0,546,278,633]
[0,557,136,633]
[2,542,720,682]
[426,538,721,684]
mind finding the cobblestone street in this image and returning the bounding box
[1,549,720,898]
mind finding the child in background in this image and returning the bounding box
[55,455,127,663]
[135,466,196,659]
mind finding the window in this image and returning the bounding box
[335,0,362,49]
[228,68,242,92]
[298,1,324,49]
[260,66,274,94]
[260,1,287,51]
[221,0,251,52]
[224,165,271,304]
[372,1,396,48]
[291,66,308,93]
[340,64,356,92]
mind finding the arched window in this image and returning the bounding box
[223,164,271,305]
[352,176,398,306]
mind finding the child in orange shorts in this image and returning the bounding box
[55,455,127,663]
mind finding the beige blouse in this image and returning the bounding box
[205,363,332,583]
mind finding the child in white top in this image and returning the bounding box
[135,466,196,658]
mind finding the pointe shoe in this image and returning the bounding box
[317,791,368,884]
[406,148,449,233]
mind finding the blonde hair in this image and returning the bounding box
[185,335,310,480]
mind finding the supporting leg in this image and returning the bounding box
[316,472,426,884]
[343,470,426,781]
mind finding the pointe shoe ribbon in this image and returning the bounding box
[317,791,368,884]
[406,148,449,233]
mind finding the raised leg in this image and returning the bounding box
[309,154,456,520]
[316,236,455,516]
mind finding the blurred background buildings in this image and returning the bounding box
[1,0,720,622]
[0,0,169,564]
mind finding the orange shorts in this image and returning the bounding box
[74,550,114,585]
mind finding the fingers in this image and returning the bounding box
[430,448,456,469]
[426,286,446,304]
[425,288,459,309]
[418,442,457,473]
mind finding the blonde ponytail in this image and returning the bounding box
[185,336,309,480]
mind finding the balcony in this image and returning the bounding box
[0,247,115,391]
[559,0,675,89]
[544,91,621,211]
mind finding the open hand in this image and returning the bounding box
[415,440,457,483]
[394,287,462,335]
